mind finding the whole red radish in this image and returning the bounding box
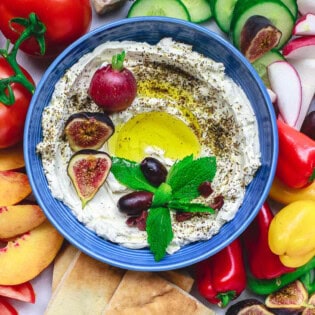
[88,51,137,113]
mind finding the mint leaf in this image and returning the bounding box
[152,183,172,207]
[167,155,216,201]
[168,200,214,213]
[146,207,173,261]
[111,157,156,193]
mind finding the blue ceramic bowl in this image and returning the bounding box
[24,17,278,271]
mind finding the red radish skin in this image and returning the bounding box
[282,36,315,59]
[293,14,315,35]
[297,0,315,15]
[267,61,302,127]
[88,51,137,113]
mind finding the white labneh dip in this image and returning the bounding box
[37,38,261,254]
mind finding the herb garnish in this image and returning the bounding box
[111,155,217,261]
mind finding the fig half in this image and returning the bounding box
[265,280,308,312]
[64,112,114,151]
[226,299,274,315]
[302,293,315,315]
[67,149,112,208]
[240,15,282,62]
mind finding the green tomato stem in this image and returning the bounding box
[0,13,46,106]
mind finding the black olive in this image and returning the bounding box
[140,157,168,187]
[118,191,153,216]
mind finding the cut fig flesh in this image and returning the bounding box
[67,149,112,208]
[265,280,308,311]
[240,15,282,63]
[64,112,114,151]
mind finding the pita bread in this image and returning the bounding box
[159,269,194,292]
[103,270,215,315]
[52,244,194,293]
[45,252,125,315]
[51,242,80,291]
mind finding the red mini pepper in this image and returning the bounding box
[195,238,246,308]
[276,119,315,189]
[242,202,295,279]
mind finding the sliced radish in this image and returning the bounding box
[289,59,315,129]
[282,36,315,59]
[267,88,277,103]
[267,61,302,127]
[293,14,315,35]
[297,0,315,15]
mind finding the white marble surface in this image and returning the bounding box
[0,1,313,314]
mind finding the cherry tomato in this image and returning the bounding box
[0,0,92,57]
[0,57,34,149]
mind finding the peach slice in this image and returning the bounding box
[0,171,31,206]
[0,205,46,239]
[0,220,64,285]
[0,143,25,171]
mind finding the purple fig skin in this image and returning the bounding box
[240,15,282,62]
[64,112,115,151]
[67,149,112,208]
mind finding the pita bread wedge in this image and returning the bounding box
[52,242,80,291]
[45,252,125,315]
[52,244,194,293]
[159,269,194,292]
[104,270,215,315]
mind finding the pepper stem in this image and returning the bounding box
[111,50,126,71]
[217,290,236,308]
[0,12,46,106]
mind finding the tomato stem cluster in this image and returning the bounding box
[0,13,46,106]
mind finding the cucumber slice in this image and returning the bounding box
[211,0,238,33]
[230,0,296,50]
[252,49,285,87]
[181,0,212,23]
[280,0,298,19]
[127,0,191,21]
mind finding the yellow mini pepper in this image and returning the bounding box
[269,177,315,204]
[268,200,315,268]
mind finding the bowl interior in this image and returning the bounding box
[24,17,278,271]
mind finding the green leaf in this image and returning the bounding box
[152,183,172,207]
[166,155,216,201]
[146,207,173,261]
[111,157,156,193]
[112,50,125,71]
[168,200,214,213]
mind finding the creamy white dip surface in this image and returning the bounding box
[37,38,261,254]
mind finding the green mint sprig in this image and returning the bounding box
[111,154,217,261]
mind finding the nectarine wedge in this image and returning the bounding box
[0,143,25,171]
[0,171,31,206]
[0,205,46,239]
[0,220,64,285]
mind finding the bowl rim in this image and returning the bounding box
[24,16,278,271]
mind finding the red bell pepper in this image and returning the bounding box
[195,238,246,308]
[276,119,315,189]
[242,202,295,279]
